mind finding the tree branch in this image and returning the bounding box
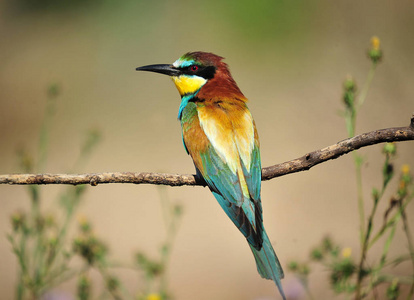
[1,116,413,187]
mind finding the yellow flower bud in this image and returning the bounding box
[146,293,161,300]
[402,164,410,175]
[342,247,352,258]
[370,36,380,51]
[368,36,383,63]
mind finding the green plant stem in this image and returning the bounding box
[160,227,178,297]
[356,63,377,112]
[345,113,365,246]
[9,235,29,300]
[96,261,131,300]
[37,91,58,173]
[369,196,413,248]
[379,213,399,270]
[158,187,181,297]
[43,134,99,277]
[348,61,380,300]
[352,62,377,245]
[16,273,24,300]
[354,154,365,245]
[400,197,414,299]
[42,134,98,285]
[366,273,414,293]
[40,264,88,296]
[46,188,83,271]
[354,192,380,299]
[26,88,59,298]
[384,253,413,268]
[31,188,44,298]
[159,187,171,233]
[378,274,414,285]
[364,192,414,300]
[364,213,401,298]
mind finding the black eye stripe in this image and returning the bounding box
[181,65,216,80]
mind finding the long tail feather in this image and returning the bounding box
[249,230,286,300]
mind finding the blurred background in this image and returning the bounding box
[1,0,414,299]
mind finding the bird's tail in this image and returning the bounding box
[249,229,286,300]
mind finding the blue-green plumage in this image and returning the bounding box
[177,63,285,299]
[137,51,285,299]
[250,231,285,299]
[200,141,285,299]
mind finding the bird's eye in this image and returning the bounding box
[191,65,199,72]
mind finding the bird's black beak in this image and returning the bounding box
[136,64,181,76]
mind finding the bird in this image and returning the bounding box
[136,52,285,299]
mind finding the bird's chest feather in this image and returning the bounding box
[180,100,255,175]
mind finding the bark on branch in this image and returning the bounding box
[1,117,413,187]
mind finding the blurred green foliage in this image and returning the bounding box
[289,37,414,300]
[10,0,104,12]
[8,84,183,300]
[203,0,311,42]
[8,0,310,50]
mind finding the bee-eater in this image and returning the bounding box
[136,52,285,299]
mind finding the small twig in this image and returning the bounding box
[0,118,413,187]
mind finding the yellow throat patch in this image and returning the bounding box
[171,75,207,96]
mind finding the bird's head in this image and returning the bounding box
[136,52,238,98]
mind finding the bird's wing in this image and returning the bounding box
[181,101,263,248]
[239,122,262,211]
